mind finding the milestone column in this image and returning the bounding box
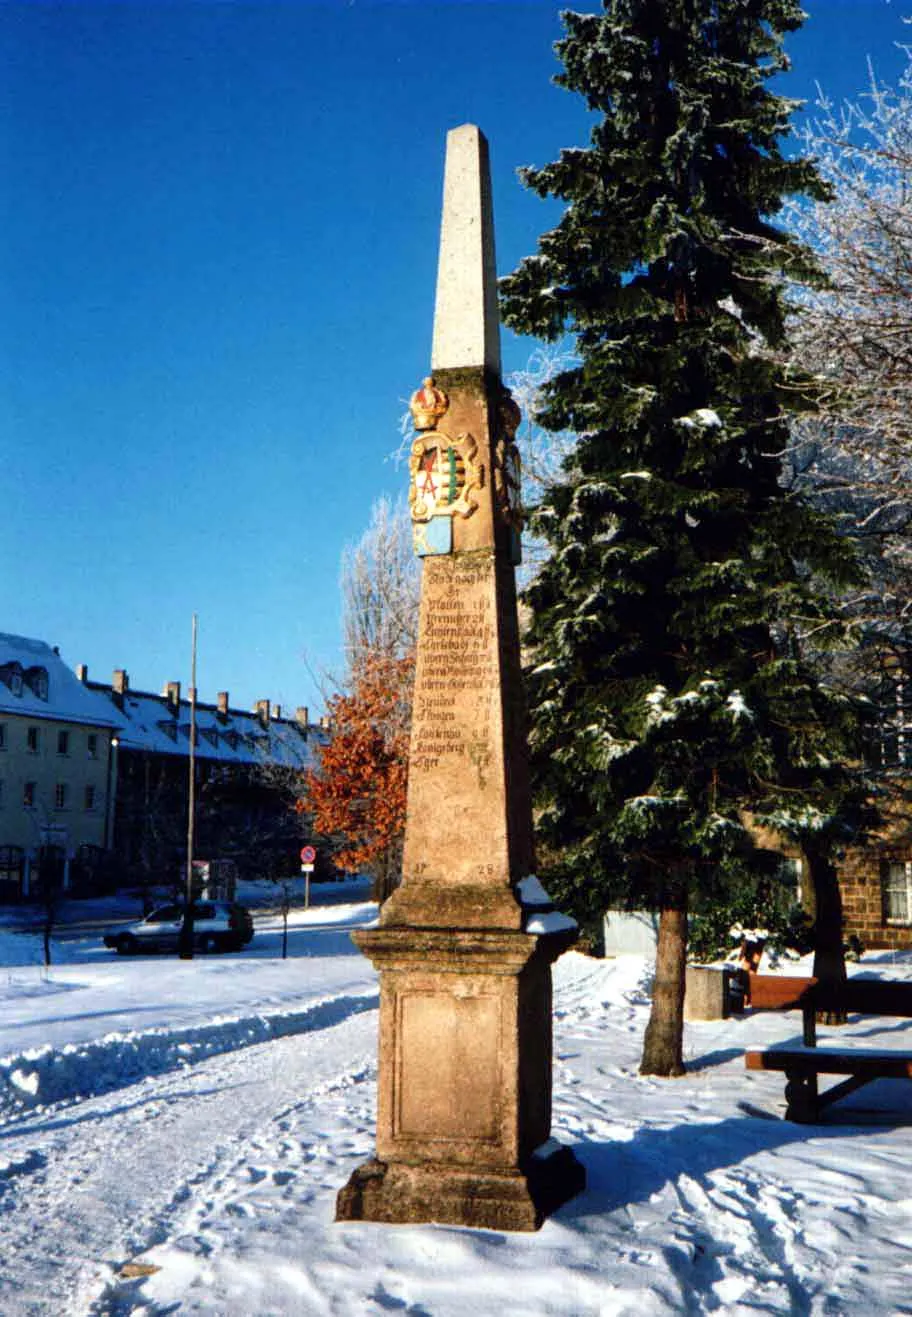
[335,124,585,1231]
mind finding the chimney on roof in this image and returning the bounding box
[217,691,229,715]
[295,706,309,728]
[255,699,271,726]
[319,714,332,732]
[76,664,88,683]
[111,668,129,710]
[271,703,282,720]
[164,680,181,714]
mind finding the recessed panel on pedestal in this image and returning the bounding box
[394,988,502,1144]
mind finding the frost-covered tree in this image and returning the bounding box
[341,495,420,671]
[501,0,871,1075]
[788,54,912,502]
[783,50,912,756]
[506,344,580,505]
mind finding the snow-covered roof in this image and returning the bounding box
[85,682,321,771]
[0,633,119,730]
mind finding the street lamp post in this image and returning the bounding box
[179,614,198,960]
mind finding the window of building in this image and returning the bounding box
[23,782,35,808]
[57,729,70,756]
[0,723,6,751]
[54,783,68,810]
[26,726,40,754]
[882,861,912,925]
[0,779,4,807]
[26,667,48,700]
[84,785,96,811]
[87,733,98,759]
[2,664,24,696]
[0,845,21,883]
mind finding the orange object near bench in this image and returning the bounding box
[744,972,912,1122]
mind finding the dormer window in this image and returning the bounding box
[25,667,49,700]
[2,663,23,696]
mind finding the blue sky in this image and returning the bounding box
[0,0,908,717]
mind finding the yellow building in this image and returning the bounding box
[0,633,118,898]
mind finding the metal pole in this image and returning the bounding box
[104,735,119,851]
[179,613,198,959]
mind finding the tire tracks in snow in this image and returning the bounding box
[0,999,378,1316]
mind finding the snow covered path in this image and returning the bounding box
[0,1006,378,1316]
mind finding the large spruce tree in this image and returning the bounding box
[501,0,869,1074]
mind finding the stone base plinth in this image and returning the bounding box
[336,1144,585,1232]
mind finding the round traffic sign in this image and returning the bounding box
[300,845,317,864]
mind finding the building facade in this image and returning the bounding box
[0,634,118,899]
[0,633,326,903]
[77,666,323,896]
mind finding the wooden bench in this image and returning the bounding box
[743,972,912,1122]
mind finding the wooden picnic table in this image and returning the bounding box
[743,972,912,1122]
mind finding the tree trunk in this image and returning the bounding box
[640,895,688,1077]
[808,849,847,1025]
[371,846,402,905]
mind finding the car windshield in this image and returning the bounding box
[146,906,182,923]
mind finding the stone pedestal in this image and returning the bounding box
[336,925,583,1229]
[336,124,584,1232]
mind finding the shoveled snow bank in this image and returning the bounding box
[0,989,377,1120]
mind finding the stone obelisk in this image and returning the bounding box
[335,124,585,1231]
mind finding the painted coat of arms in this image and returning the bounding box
[409,431,483,556]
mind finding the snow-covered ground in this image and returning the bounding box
[2,884,912,1316]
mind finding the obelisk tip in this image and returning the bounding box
[430,125,501,376]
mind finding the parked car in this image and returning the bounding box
[104,901,254,955]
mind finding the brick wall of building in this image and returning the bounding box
[839,846,912,951]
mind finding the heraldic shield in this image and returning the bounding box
[408,430,483,557]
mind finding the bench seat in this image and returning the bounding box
[743,972,912,1121]
[746,1047,912,1080]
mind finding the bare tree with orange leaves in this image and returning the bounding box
[303,648,414,904]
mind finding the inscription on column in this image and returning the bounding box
[410,557,499,783]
